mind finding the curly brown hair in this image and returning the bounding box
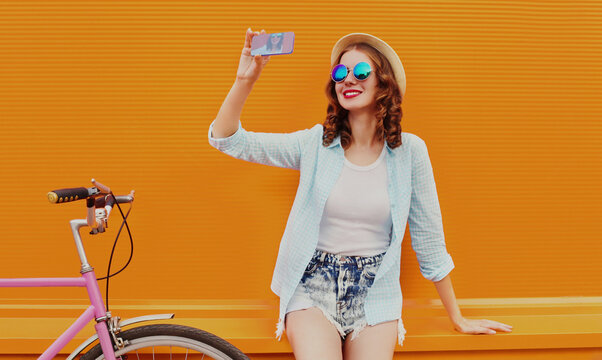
[322,43,403,149]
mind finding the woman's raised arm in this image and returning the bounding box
[208,28,320,170]
[211,28,270,139]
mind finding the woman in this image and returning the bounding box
[208,28,513,360]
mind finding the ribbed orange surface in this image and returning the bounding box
[0,1,601,306]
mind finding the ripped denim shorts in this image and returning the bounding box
[285,248,386,342]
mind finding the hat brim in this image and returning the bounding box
[331,33,406,98]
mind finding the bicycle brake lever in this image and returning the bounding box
[91,178,111,194]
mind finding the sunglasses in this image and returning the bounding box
[331,62,372,83]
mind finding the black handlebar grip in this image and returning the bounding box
[47,187,100,204]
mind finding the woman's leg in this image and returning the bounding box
[342,319,398,360]
[286,307,344,360]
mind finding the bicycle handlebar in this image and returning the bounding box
[47,187,100,204]
[93,194,135,208]
[47,179,135,232]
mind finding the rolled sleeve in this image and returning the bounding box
[208,119,244,152]
[408,137,455,282]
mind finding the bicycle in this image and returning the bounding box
[0,179,250,360]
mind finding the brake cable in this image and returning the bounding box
[95,192,134,312]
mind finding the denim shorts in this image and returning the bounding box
[285,248,386,342]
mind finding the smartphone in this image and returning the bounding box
[251,32,295,56]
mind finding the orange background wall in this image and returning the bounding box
[0,0,600,306]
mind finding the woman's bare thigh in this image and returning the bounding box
[343,319,397,360]
[285,307,343,360]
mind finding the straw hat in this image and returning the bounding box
[331,33,406,99]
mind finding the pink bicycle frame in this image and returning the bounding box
[0,219,117,360]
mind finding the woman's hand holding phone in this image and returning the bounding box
[236,28,271,86]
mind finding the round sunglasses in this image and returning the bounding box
[331,61,372,83]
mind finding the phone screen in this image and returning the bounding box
[251,32,295,56]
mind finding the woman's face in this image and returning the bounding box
[334,49,378,113]
[270,34,282,45]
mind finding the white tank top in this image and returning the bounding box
[316,144,393,256]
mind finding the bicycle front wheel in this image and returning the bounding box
[80,323,250,360]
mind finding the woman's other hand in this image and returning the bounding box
[236,28,271,85]
[453,317,513,335]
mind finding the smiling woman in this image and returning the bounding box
[208,30,512,360]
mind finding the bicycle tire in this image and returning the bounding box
[80,323,250,360]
